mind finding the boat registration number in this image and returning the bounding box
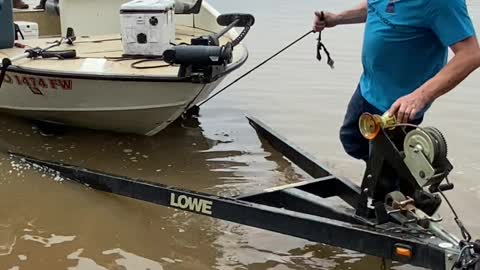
[3,74,73,95]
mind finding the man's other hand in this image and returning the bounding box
[313,11,338,32]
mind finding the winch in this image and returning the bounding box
[403,126,451,189]
[357,112,454,219]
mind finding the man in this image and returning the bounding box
[313,0,480,162]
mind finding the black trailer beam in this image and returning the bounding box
[241,186,360,224]
[14,155,452,270]
[238,176,372,226]
[246,116,361,207]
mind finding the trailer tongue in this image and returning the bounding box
[11,115,480,270]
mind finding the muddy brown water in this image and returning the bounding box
[1,1,480,269]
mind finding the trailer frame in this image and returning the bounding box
[13,116,479,270]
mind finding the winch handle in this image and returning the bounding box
[438,183,455,192]
[429,183,455,193]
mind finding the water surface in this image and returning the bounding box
[1,1,480,269]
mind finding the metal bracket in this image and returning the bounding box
[404,146,436,187]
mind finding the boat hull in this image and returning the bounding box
[0,1,249,136]
[0,70,223,136]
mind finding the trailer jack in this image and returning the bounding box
[11,115,480,270]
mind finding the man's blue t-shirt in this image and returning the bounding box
[359,0,476,118]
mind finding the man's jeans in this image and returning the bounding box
[339,85,423,162]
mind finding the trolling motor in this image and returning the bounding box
[163,13,255,82]
[356,112,480,269]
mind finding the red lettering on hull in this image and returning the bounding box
[49,79,72,90]
[3,74,12,84]
[38,78,48,89]
[49,79,58,89]
[58,80,72,90]
[6,74,73,95]
[14,75,22,85]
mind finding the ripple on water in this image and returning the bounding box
[102,248,165,270]
[21,234,76,248]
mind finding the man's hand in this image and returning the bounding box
[313,11,339,32]
[388,92,429,123]
[313,2,368,32]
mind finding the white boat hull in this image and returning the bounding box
[0,1,249,136]
[0,70,224,135]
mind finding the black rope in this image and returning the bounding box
[198,12,336,107]
[438,183,473,242]
[198,30,318,107]
[104,55,171,69]
[130,59,170,69]
[103,42,182,70]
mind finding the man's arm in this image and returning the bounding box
[313,1,367,32]
[389,37,480,123]
[416,37,480,103]
[388,0,479,123]
[334,1,368,25]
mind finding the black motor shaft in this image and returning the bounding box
[163,44,232,66]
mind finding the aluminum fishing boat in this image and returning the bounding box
[0,0,253,136]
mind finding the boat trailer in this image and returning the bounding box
[12,115,480,270]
